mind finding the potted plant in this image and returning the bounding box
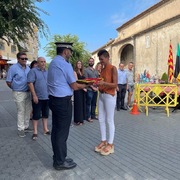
[160,72,168,84]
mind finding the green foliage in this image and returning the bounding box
[0,0,49,50]
[44,34,91,67]
[46,62,49,69]
[161,72,168,83]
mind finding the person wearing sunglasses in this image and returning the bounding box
[6,52,32,138]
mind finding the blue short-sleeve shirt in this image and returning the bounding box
[27,67,48,100]
[6,63,30,91]
[118,69,127,84]
[47,55,76,97]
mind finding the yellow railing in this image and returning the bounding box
[134,84,178,117]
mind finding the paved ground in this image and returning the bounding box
[1,80,180,180]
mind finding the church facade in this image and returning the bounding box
[92,0,180,80]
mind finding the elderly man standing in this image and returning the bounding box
[116,63,127,111]
[48,42,92,170]
[6,52,32,137]
[27,57,50,140]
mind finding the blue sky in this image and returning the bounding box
[37,0,160,61]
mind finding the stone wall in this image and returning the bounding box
[134,19,180,78]
[92,0,180,80]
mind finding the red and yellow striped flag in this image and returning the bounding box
[168,43,174,83]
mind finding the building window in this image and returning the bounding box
[145,35,150,48]
[0,42,5,50]
[11,45,16,53]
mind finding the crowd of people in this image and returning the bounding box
[5,43,135,170]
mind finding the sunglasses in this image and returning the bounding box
[20,58,28,60]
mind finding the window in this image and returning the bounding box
[0,42,5,50]
[145,35,150,48]
[11,45,16,53]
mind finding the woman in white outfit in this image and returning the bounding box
[95,49,118,156]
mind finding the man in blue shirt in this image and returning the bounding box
[116,63,127,111]
[27,57,50,141]
[48,42,92,170]
[6,52,32,137]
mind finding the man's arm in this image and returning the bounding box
[70,82,90,91]
[28,82,38,104]
[6,82,12,89]
[126,72,128,90]
[6,66,14,89]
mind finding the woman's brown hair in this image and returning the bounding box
[74,60,84,75]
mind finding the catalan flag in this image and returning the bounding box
[168,43,174,83]
[174,43,180,82]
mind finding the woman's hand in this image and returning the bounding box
[90,85,98,91]
[97,80,105,86]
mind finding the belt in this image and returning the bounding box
[99,91,115,97]
[99,91,107,94]
[49,95,72,99]
[118,84,126,86]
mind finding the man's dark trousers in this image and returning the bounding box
[116,84,126,109]
[86,90,97,119]
[49,95,72,165]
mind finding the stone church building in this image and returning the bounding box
[92,0,180,80]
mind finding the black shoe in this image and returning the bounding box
[92,117,98,120]
[117,108,120,111]
[121,107,127,110]
[52,156,73,163]
[53,161,77,170]
[65,158,73,163]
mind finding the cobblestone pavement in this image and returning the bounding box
[0,80,180,180]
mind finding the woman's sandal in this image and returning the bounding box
[95,141,107,152]
[74,122,84,126]
[87,118,93,123]
[32,134,38,140]
[100,144,114,156]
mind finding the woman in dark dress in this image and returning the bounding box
[74,60,86,125]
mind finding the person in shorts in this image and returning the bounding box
[126,62,134,109]
[27,57,50,140]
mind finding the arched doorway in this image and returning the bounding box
[119,44,134,66]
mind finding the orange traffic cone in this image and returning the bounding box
[130,100,139,115]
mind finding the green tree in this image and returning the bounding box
[0,0,49,50]
[44,34,91,67]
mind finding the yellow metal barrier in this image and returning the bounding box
[134,84,178,117]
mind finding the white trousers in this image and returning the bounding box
[13,91,32,131]
[98,93,116,144]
